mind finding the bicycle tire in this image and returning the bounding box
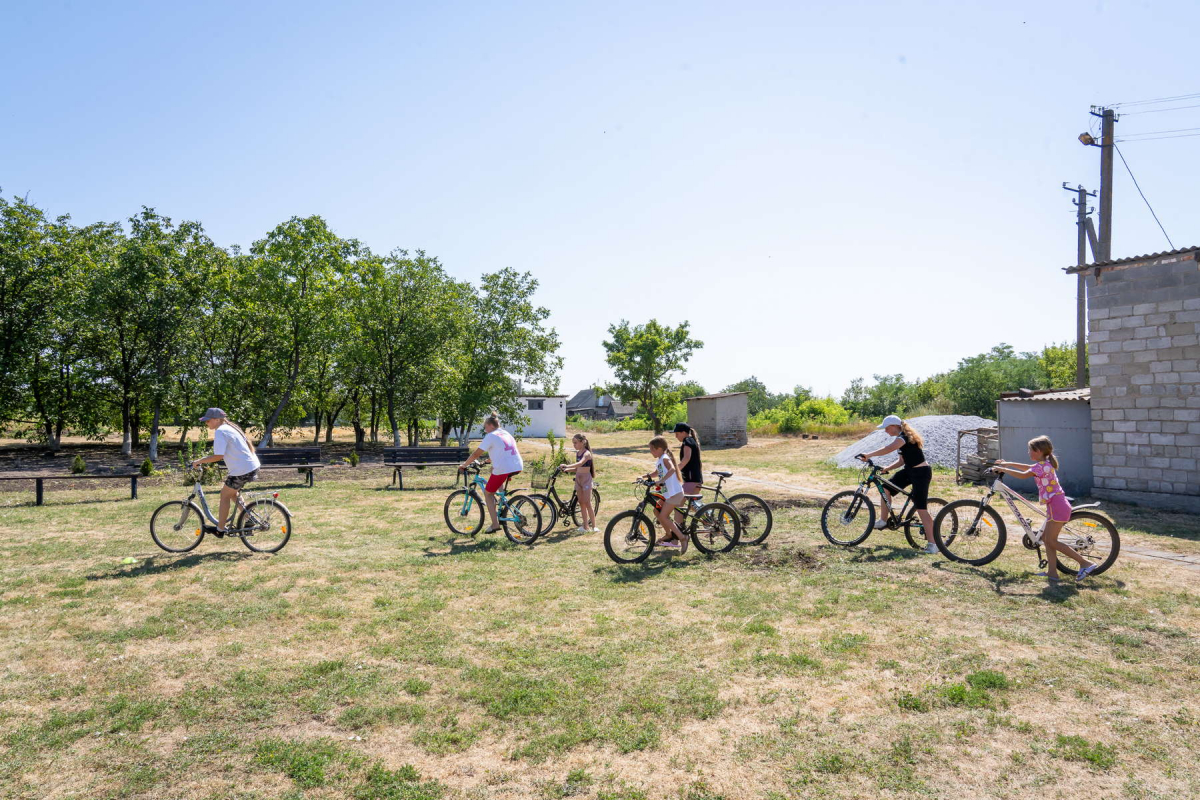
[689,501,741,555]
[502,495,542,545]
[238,498,292,554]
[933,500,1006,565]
[444,489,484,536]
[526,493,557,535]
[820,491,875,547]
[570,486,602,528]
[728,493,773,546]
[1054,510,1121,576]
[149,500,206,553]
[903,497,947,549]
[603,510,656,564]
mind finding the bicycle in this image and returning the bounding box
[819,458,950,549]
[525,466,603,534]
[443,464,542,545]
[150,469,292,554]
[603,478,741,564]
[932,468,1120,575]
[692,470,773,546]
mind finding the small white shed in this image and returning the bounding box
[997,387,1093,497]
[685,392,749,448]
[457,395,568,440]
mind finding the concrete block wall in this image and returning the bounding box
[1085,252,1200,512]
[686,394,749,448]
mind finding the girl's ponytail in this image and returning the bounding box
[226,420,257,453]
[1028,436,1058,470]
[899,420,923,449]
[687,424,700,445]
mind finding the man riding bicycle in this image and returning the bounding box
[459,414,523,534]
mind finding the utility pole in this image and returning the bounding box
[1089,106,1117,261]
[1063,183,1097,388]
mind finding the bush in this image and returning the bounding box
[348,451,360,467]
[140,458,154,477]
[70,455,86,474]
[747,395,853,434]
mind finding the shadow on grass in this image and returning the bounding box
[929,561,1125,600]
[846,543,924,563]
[87,550,253,580]
[419,536,510,558]
[596,555,696,584]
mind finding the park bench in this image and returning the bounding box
[252,447,325,487]
[0,473,140,506]
[384,446,471,489]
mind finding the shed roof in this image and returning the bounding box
[684,391,750,401]
[998,387,1091,402]
[1064,246,1199,273]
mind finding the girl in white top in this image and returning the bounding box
[642,435,688,553]
[190,407,261,532]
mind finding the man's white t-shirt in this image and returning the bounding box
[481,428,523,474]
[213,423,261,477]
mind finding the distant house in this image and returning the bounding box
[454,395,567,439]
[685,392,749,448]
[566,389,637,420]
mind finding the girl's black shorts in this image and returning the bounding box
[884,466,932,510]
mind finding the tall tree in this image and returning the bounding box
[251,216,358,446]
[603,319,702,434]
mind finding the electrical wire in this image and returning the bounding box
[1119,102,1200,116]
[1116,132,1200,143]
[1119,125,1200,138]
[1108,92,1200,108]
[1114,144,1174,249]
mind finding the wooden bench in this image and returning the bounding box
[384,446,470,489]
[0,473,140,506]
[253,447,325,487]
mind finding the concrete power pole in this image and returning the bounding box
[1063,183,1097,388]
[1092,107,1117,261]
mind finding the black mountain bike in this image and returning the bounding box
[820,458,949,549]
[694,470,773,546]
[525,466,603,534]
[603,479,741,564]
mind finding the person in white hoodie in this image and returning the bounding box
[190,408,261,532]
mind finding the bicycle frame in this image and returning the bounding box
[854,460,917,526]
[979,474,1102,546]
[459,470,522,522]
[183,474,275,531]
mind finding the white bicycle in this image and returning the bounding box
[932,468,1120,576]
[150,469,292,553]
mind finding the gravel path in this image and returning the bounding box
[831,415,996,469]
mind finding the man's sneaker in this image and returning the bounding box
[924,542,938,555]
[1076,563,1099,582]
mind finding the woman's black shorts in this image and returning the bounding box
[225,470,258,491]
[884,466,932,510]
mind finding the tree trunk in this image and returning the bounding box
[148,401,162,462]
[121,394,133,457]
[312,410,322,443]
[132,401,142,448]
[327,399,346,443]
[369,392,379,443]
[178,425,190,445]
[262,339,302,447]
[387,392,401,447]
[439,419,452,447]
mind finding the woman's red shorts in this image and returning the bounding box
[485,471,520,493]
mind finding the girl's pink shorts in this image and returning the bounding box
[1046,494,1072,523]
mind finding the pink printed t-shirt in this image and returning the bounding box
[1029,461,1065,504]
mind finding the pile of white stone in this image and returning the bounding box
[832,415,996,470]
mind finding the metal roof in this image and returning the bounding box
[684,391,751,401]
[1064,246,1199,273]
[998,387,1091,402]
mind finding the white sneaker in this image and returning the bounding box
[874,519,887,530]
[574,526,588,533]
[590,527,599,533]
[925,542,938,555]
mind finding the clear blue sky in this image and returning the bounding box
[5,0,1199,398]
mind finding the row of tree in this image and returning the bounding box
[0,195,561,457]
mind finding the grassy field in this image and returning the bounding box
[0,432,1198,799]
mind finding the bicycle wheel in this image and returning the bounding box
[238,498,292,553]
[689,502,741,555]
[150,500,206,553]
[728,493,773,546]
[933,500,1006,565]
[820,491,875,547]
[502,495,542,545]
[903,497,947,549]
[444,489,484,536]
[526,493,557,535]
[570,487,602,529]
[1054,510,1120,576]
[603,510,656,564]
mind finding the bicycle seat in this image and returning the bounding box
[710,471,732,478]
[683,492,703,498]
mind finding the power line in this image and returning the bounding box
[1120,102,1200,116]
[1119,125,1200,138]
[1108,92,1200,108]
[1114,144,1174,249]
[1117,132,1200,143]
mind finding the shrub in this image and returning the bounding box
[70,455,86,474]
[348,451,360,467]
[139,458,154,477]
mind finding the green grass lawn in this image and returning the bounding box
[0,433,1198,799]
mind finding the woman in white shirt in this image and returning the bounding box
[190,408,261,532]
[642,435,688,554]
[460,414,524,533]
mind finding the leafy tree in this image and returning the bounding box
[945,344,1045,418]
[840,374,914,420]
[723,376,775,415]
[1039,342,1081,389]
[603,319,702,434]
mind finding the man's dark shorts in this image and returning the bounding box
[225,470,258,491]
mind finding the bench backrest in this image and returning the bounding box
[255,447,322,466]
[384,446,470,464]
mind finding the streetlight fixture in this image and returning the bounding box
[1079,132,1097,146]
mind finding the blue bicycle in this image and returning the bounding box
[443,464,542,545]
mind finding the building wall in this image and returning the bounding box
[686,395,748,448]
[458,397,567,439]
[1085,254,1200,512]
[997,399,1093,497]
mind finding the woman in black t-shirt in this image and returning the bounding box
[674,423,703,523]
[857,414,937,554]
